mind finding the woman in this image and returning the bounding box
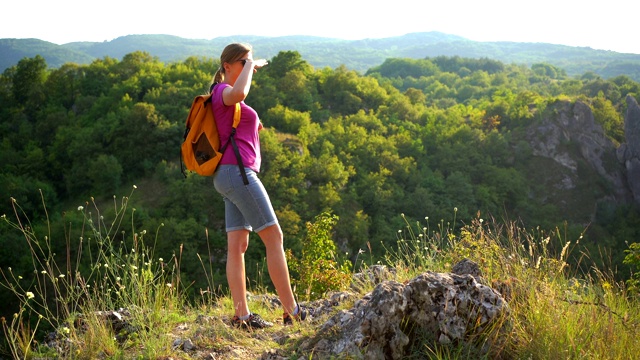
[211,43,307,328]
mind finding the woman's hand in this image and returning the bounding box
[252,59,268,69]
[246,59,268,73]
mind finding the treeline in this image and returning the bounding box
[1,51,639,307]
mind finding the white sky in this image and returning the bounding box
[2,0,638,54]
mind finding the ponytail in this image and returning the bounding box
[209,67,224,93]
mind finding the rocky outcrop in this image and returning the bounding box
[521,96,640,225]
[527,100,631,204]
[617,95,640,204]
[299,261,511,359]
[37,261,511,359]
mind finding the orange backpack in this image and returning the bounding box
[180,89,248,184]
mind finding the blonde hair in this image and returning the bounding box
[210,43,252,88]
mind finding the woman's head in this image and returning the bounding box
[211,43,252,85]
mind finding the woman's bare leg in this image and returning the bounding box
[227,229,250,317]
[257,223,297,315]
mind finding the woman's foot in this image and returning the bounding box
[231,313,273,329]
[283,304,310,325]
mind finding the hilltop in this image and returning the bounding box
[2,32,640,80]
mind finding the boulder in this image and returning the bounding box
[300,260,511,359]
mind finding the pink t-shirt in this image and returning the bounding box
[211,83,261,173]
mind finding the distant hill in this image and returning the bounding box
[2,32,640,81]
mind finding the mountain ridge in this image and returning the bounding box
[2,32,640,80]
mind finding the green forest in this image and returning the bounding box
[1,50,640,320]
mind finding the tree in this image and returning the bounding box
[265,104,311,134]
[112,102,176,177]
[11,55,47,112]
[318,66,388,115]
[87,154,123,194]
[45,63,83,110]
[367,58,438,79]
[265,51,312,78]
[590,93,624,144]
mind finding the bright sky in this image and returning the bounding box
[3,0,638,54]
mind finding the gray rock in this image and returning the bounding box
[622,95,640,204]
[301,260,510,359]
[451,257,483,281]
[522,97,640,225]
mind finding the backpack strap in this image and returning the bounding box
[220,103,249,185]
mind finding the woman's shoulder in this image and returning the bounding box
[212,83,231,101]
[212,82,231,93]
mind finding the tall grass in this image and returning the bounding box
[0,187,186,359]
[384,212,640,359]
[1,195,639,359]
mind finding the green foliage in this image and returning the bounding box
[532,63,567,79]
[288,212,352,301]
[10,55,47,108]
[368,58,439,79]
[264,104,311,134]
[590,92,625,144]
[1,189,639,358]
[624,242,640,295]
[1,50,639,340]
[0,189,185,358]
[87,154,123,194]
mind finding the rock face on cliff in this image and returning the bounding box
[522,96,639,224]
[617,95,640,205]
[299,261,510,359]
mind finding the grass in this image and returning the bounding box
[1,190,639,359]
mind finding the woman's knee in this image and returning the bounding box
[258,224,283,247]
[227,230,250,254]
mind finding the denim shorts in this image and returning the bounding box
[213,165,278,233]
